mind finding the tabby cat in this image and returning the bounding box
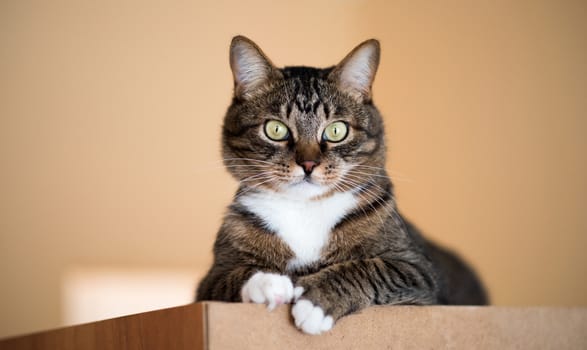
[196,36,488,334]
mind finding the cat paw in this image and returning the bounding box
[292,299,334,335]
[241,272,295,310]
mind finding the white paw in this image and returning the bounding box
[291,299,334,335]
[241,272,295,310]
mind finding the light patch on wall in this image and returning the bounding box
[61,266,201,326]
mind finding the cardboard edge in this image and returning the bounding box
[202,302,209,350]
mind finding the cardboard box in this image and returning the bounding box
[1,302,585,349]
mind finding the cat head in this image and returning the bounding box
[222,36,386,199]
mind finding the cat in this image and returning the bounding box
[196,36,488,335]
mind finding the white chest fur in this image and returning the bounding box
[239,189,357,269]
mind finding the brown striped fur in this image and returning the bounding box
[196,36,487,326]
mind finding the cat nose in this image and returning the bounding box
[298,160,320,175]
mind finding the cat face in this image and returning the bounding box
[222,37,386,199]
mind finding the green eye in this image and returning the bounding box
[264,120,289,141]
[323,121,348,142]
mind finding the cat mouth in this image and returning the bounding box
[290,175,319,187]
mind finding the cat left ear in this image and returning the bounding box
[230,36,282,100]
[329,39,380,102]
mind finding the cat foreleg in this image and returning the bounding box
[292,257,438,334]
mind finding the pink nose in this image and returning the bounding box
[299,160,319,175]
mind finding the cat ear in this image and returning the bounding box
[329,39,380,102]
[230,36,282,100]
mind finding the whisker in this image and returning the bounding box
[340,175,396,224]
[234,176,278,201]
[342,181,384,227]
[330,180,376,224]
[338,178,387,228]
[240,171,277,183]
[352,164,387,170]
[344,173,393,202]
[226,168,270,176]
[345,169,392,180]
[351,164,413,182]
[347,168,411,185]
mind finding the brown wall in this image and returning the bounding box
[1,0,585,338]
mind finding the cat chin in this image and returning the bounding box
[279,181,330,200]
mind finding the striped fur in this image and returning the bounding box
[196,36,488,334]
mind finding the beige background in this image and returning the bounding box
[1,0,586,338]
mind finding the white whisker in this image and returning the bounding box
[351,164,413,182]
[240,171,277,183]
[338,178,386,228]
[347,165,412,182]
[234,176,278,201]
[346,169,392,179]
[340,174,396,226]
[352,164,387,170]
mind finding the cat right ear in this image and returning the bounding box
[230,36,281,100]
[329,39,380,102]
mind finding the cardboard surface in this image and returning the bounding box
[206,303,587,349]
[1,303,586,349]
